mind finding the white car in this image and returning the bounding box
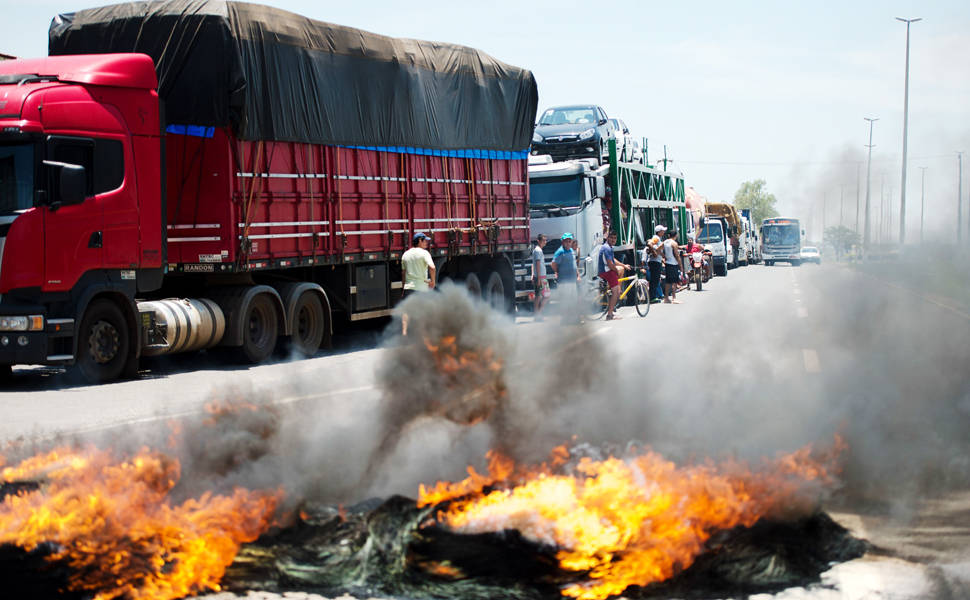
[800,246,821,264]
[608,118,635,162]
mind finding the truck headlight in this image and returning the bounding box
[532,132,543,143]
[0,315,43,331]
[579,128,595,140]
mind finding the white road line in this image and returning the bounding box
[35,384,377,441]
[797,306,808,318]
[802,348,821,373]
[793,288,801,295]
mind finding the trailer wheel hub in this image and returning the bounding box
[88,320,121,364]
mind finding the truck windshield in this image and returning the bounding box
[530,174,584,208]
[0,143,34,215]
[763,225,799,245]
[698,223,723,243]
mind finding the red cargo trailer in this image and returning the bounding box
[0,2,537,382]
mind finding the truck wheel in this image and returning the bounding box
[765,260,774,266]
[289,292,325,357]
[483,271,506,311]
[77,299,130,384]
[238,293,278,364]
[464,272,483,298]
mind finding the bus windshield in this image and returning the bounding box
[763,224,799,245]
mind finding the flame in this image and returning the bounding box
[421,335,507,426]
[418,437,845,599]
[0,445,281,600]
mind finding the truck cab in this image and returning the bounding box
[697,217,730,276]
[525,156,607,287]
[0,54,163,379]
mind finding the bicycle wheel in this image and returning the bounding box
[584,282,610,320]
[634,280,650,317]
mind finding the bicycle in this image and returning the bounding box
[586,270,650,320]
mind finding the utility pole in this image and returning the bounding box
[864,118,878,254]
[919,166,927,244]
[896,17,921,245]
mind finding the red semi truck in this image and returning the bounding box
[0,2,537,382]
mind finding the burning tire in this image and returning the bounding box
[76,298,131,383]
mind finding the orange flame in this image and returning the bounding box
[418,437,845,599]
[0,446,281,600]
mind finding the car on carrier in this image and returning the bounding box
[607,118,635,161]
[531,105,614,164]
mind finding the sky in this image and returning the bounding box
[3,0,969,241]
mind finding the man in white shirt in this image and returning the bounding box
[531,234,549,320]
[400,232,436,335]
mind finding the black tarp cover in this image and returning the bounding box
[49,1,537,152]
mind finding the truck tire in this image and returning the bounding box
[288,292,325,357]
[237,293,279,364]
[76,299,131,383]
[483,271,506,311]
[792,260,801,267]
[464,272,483,298]
[765,260,774,266]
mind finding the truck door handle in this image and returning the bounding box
[88,231,103,248]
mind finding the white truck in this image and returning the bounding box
[520,156,608,295]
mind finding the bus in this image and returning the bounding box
[761,217,803,266]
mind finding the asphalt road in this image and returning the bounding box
[3,261,969,598]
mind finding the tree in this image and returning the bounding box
[733,179,779,226]
[823,226,860,261]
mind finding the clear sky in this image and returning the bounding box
[4,0,969,241]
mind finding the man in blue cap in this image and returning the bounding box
[400,232,436,335]
[551,232,581,323]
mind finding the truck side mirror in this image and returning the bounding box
[43,160,88,209]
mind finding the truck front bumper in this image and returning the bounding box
[0,331,48,365]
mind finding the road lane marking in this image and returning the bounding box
[802,348,821,373]
[35,384,378,441]
[797,306,808,318]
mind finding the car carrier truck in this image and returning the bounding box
[0,1,537,382]
[522,140,686,297]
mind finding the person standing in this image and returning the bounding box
[647,225,665,302]
[400,232,436,335]
[532,234,550,320]
[597,230,629,320]
[551,232,581,323]
[662,229,682,304]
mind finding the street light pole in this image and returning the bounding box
[959,151,964,243]
[919,166,927,245]
[856,163,861,232]
[840,184,845,227]
[864,118,878,254]
[896,17,921,246]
